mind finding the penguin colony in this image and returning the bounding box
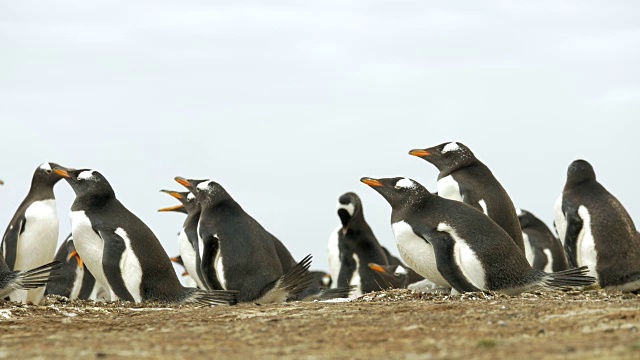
[1,141,639,310]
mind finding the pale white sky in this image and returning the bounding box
[1,1,638,275]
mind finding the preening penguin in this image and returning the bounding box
[409,142,525,253]
[555,160,640,292]
[176,177,314,303]
[53,166,238,305]
[517,209,569,272]
[328,192,396,296]
[2,162,64,304]
[361,176,595,295]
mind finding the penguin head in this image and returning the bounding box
[368,263,407,278]
[516,209,535,228]
[409,142,475,171]
[567,159,596,185]
[158,190,196,213]
[175,177,230,206]
[360,177,432,209]
[53,166,115,198]
[336,192,362,227]
[32,162,65,188]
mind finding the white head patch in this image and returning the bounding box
[442,142,461,153]
[516,208,523,216]
[39,162,52,171]
[187,193,196,200]
[196,180,214,191]
[77,171,96,181]
[337,203,355,216]
[394,265,408,276]
[395,178,414,189]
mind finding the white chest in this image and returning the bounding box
[70,211,110,293]
[577,206,598,279]
[554,195,567,244]
[15,199,59,269]
[392,221,449,288]
[437,175,463,202]
[179,229,203,288]
[327,225,342,289]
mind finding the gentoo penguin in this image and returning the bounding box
[554,160,640,292]
[53,166,238,305]
[517,209,569,272]
[45,234,107,300]
[409,142,525,253]
[158,189,206,289]
[368,263,425,289]
[175,177,315,303]
[361,176,595,295]
[170,255,198,288]
[2,162,63,304]
[328,192,394,296]
[310,271,332,289]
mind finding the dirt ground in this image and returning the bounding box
[1,289,639,359]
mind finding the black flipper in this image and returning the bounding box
[421,230,482,293]
[199,234,223,290]
[562,202,583,269]
[532,247,549,271]
[78,270,97,300]
[2,216,26,270]
[99,230,135,302]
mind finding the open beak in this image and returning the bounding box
[66,250,84,270]
[160,190,184,199]
[158,204,185,212]
[360,178,384,187]
[174,177,191,188]
[368,263,387,274]
[409,149,431,157]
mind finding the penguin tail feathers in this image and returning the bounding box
[543,266,596,289]
[300,285,356,301]
[255,254,315,304]
[184,288,240,306]
[8,261,64,291]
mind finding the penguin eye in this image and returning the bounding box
[44,169,52,174]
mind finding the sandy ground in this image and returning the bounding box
[1,289,640,359]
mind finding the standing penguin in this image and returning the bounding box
[158,190,206,289]
[45,234,107,300]
[327,192,395,296]
[409,142,525,252]
[52,166,238,305]
[555,160,640,291]
[517,209,569,272]
[176,177,314,303]
[361,176,594,295]
[2,162,64,304]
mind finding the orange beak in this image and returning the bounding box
[54,169,71,178]
[361,178,383,187]
[174,177,191,188]
[409,149,431,157]
[66,250,84,270]
[181,271,189,276]
[0,179,4,185]
[158,204,185,212]
[170,257,180,263]
[368,263,386,273]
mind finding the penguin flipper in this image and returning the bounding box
[336,251,356,288]
[199,234,223,290]
[2,216,26,270]
[531,247,549,271]
[98,230,136,302]
[562,204,583,269]
[422,231,482,294]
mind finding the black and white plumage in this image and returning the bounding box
[53,166,238,306]
[554,160,640,292]
[1,162,63,304]
[409,142,525,253]
[177,177,314,303]
[328,192,397,297]
[158,190,206,289]
[45,234,108,300]
[361,176,595,295]
[517,209,569,272]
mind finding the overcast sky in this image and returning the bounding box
[1,1,639,278]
